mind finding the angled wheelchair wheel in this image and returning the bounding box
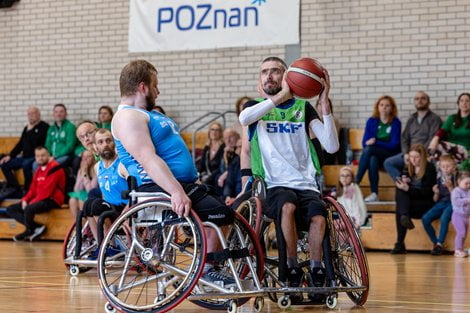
[98,198,207,313]
[324,196,369,306]
[191,211,265,310]
[235,196,263,235]
[62,220,96,273]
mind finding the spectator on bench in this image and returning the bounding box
[421,155,456,255]
[391,144,436,254]
[196,121,225,188]
[428,93,470,163]
[336,166,367,230]
[96,105,114,130]
[355,95,401,202]
[0,106,49,196]
[383,91,441,182]
[68,150,97,218]
[6,146,66,242]
[41,103,77,169]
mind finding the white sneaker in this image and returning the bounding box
[29,225,46,241]
[364,192,378,202]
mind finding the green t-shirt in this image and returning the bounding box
[442,114,470,150]
[376,121,392,142]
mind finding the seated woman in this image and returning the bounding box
[356,95,401,202]
[391,144,436,254]
[68,150,98,217]
[196,122,225,187]
[428,93,470,162]
[96,105,114,130]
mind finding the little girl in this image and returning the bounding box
[336,166,368,229]
[451,171,470,257]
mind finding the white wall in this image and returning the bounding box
[1,0,469,135]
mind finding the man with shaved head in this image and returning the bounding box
[0,106,49,196]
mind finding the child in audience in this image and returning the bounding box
[68,150,97,217]
[421,155,456,255]
[336,166,367,229]
[451,171,470,258]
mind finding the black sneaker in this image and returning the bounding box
[431,243,443,256]
[400,215,415,229]
[13,230,34,242]
[390,242,406,254]
[307,267,326,302]
[287,267,304,302]
[29,225,46,241]
[202,267,236,287]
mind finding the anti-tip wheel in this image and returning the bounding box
[104,302,116,313]
[228,300,238,313]
[69,265,80,276]
[326,295,338,309]
[277,295,291,310]
[254,296,264,312]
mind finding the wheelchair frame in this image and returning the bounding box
[97,191,266,313]
[236,180,370,310]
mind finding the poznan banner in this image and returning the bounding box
[128,0,300,52]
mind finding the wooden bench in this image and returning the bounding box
[0,137,24,185]
[0,199,74,241]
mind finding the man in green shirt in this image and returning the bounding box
[44,103,77,167]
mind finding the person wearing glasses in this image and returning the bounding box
[383,91,442,181]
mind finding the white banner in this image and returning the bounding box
[128,0,300,52]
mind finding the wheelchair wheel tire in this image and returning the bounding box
[324,196,369,306]
[62,220,96,273]
[98,198,207,313]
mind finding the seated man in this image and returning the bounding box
[0,106,49,196]
[112,60,235,285]
[239,57,339,299]
[82,128,129,259]
[43,103,77,168]
[6,146,66,241]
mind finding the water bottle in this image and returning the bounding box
[346,144,353,165]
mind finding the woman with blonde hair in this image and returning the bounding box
[356,95,401,202]
[196,121,225,187]
[391,144,436,254]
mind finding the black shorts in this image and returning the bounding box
[265,187,326,231]
[138,182,234,226]
[82,198,125,217]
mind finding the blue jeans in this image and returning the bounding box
[384,153,405,181]
[0,156,34,191]
[421,200,453,244]
[356,146,395,194]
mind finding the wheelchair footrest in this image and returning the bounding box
[263,285,367,294]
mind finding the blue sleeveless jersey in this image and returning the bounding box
[97,159,128,206]
[114,106,198,186]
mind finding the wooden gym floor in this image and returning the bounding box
[0,241,469,313]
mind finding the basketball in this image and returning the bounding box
[286,57,325,99]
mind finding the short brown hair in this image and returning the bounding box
[119,60,157,97]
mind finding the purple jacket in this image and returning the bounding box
[451,187,470,216]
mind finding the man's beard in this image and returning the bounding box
[36,159,48,166]
[100,149,116,160]
[264,82,281,96]
[145,95,155,111]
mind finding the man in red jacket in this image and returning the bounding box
[6,146,66,241]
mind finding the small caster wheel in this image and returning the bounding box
[69,265,80,276]
[277,295,291,310]
[326,295,338,309]
[227,300,238,313]
[104,302,116,313]
[254,296,264,312]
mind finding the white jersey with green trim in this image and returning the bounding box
[251,100,320,192]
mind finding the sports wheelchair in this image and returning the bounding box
[63,202,124,276]
[235,179,369,309]
[97,189,265,313]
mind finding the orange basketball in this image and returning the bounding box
[286,58,325,99]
